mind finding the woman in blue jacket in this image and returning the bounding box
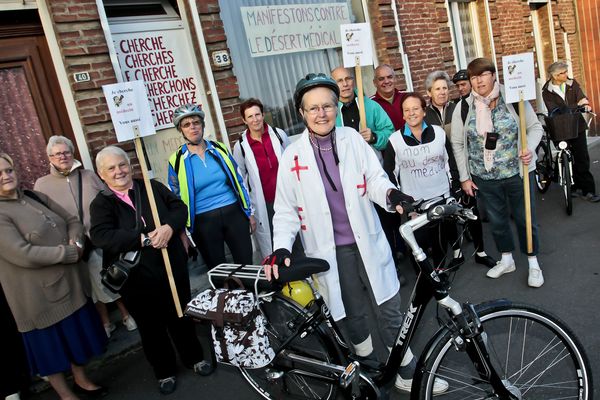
[167,104,253,268]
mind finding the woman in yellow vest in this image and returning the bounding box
[168,104,253,268]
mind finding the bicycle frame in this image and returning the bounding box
[265,206,519,399]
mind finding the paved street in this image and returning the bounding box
[29,141,600,400]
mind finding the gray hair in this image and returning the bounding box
[299,90,339,112]
[425,70,451,92]
[46,135,74,156]
[374,64,395,77]
[95,146,130,171]
[547,61,569,77]
[0,152,14,167]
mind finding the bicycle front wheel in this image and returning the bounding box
[239,294,340,400]
[417,302,592,400]
[561,151,573,215]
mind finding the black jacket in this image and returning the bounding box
[90,179,191,302]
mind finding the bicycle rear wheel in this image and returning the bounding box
[417,302,592,399]
[560,151,573,215]
[239,294,340,399]
[534,141,552,193]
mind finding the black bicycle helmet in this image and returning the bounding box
[293,73,340,112]
[173,104,205,129]
[452,69,469,83]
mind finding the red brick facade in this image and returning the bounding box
[48,0,136,165]
[36,0,593,161]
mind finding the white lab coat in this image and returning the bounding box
[232,125,290,259]
[272,126,400,321]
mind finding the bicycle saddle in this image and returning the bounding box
[274,257,330,287]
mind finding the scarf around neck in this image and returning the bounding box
[472,81,500,171]
[472,81,500,136]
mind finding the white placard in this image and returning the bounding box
[241,3,350,57]
[102,80,156,143]
[340,23,373,67]
[113,29,201,129]
[502,52,536,103]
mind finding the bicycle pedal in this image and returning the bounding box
[339,361,360,388]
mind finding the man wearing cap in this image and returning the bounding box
[264,73,448,395]
[371,64,407,131]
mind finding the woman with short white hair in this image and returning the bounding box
[90,146,213,395]
[542,61,599,202]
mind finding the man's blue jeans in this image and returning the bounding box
[472,172,539,256]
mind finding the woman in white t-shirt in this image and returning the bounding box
[383,92,456,269]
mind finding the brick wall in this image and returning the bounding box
[47,0,136,166]
[367,0,407,90]
[395,0,453,95]
[552,0,584,82]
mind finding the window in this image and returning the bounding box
[219,0,366,136]
[447,0,493,70]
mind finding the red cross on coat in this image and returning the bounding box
[356,174,367,196]
[291,155,309,181]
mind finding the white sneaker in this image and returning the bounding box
[486,260,516,279]
[528,268,544,287]
[104,322,116,337]
[5,392,21,400]
[123,316,138,331]
[394,374,449,394]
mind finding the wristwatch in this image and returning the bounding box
[368,132,377,144]
[142,234,152,247]
[75,241,84,249]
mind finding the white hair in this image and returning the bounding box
[425,70,451,92]
[95,146,130,171]
[46,135,74,156]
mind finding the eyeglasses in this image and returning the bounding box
[181,120,202,129]
[49,151,72,158]
[470,71,493,81]
[304,104,336,115]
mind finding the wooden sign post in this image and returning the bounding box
[518,93,533,253]
[341,23,373,132]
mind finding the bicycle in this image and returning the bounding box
[535,105,595,215]
[200,199,592,399]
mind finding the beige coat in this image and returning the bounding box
[0,190,86,332]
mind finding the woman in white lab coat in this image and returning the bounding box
[232,98,290,259]
[263,73,452,395]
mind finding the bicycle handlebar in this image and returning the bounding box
[399,199,476,262]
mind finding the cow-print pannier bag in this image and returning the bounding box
[185,277,275,369]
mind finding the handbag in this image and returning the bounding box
[100,182,143,293]
[100,250,140,293]
[185,277,275,369]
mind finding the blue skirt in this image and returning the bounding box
[22,300,107,376]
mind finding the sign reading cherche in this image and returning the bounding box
[242,3,351,57]
[102,80,156,143]
[113,29,200,130]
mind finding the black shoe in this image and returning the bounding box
[158,376,176,395]
[73,382,109,398]
[447,255,465,269]
[193,360,215,376]
[475,254,497,268]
